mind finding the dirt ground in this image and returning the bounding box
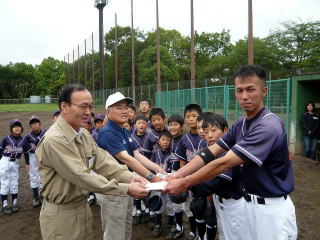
[0,111,319,240]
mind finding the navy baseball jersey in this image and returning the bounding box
[216,107,294,197]
[25,129,47,154]
[190,166,242,200]
[175,132,208,163]
[170,134,184,171]
[0,135,30,163]
[97,120,138,163]
[150,148,172,173]
[131,129,147,155]
[142,126,167,159]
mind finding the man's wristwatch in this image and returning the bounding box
[146,171,154,181]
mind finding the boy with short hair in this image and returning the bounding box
[166,114,185,240]
[128,104,136,130]
[25,115,47,208]
[175,104,207,240]
[131,114,149,225]
[190,113,245,240]
[142,108,167,159]
[139,98,151,117]
[91,113,105,142]
[0,119,30,215]
[150,131,175,237]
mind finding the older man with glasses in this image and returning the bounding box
[97,92,166,240]
[36,85,149,240]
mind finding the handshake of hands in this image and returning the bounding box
[127,171,189,199]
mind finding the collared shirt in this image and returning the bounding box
[97,119,137,160]
[216,107,294,197]
[175,132,208,163]
[35,116,133,204]
[91,128,100,142]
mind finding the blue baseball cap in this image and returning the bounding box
[29,115,41,124]
[94,113,105,122]
[53,110,60,118]
[10,118,22,129]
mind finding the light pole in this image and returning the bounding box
[248,0,253,64]
[94,0,108,102]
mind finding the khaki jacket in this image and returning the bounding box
[36,116,133,204]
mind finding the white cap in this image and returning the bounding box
[105,92,133,109]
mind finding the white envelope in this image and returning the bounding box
[146,181,167,191]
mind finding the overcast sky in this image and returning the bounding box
[0,0,319,66]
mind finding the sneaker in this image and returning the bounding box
[185,232,199,240]
[87,194,96,206]
[153,224,162,237]
[148,215,156,229]
[141,211,150,224]
[133,214,142,225]
[32,198,42,208]
[11,204,20,213]
[166,227,184,240]
[2,205,13,215]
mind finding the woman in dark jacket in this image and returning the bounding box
[301,101,320,159]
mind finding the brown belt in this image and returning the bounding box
[42,198,87,211]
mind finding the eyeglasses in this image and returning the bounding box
[70,103,95,111]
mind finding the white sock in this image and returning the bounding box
[150,211,155,216]
[13,198,17,205]
[145,208,150,213]
[3,200,8,207]
[136,209,142,215]
[176,224,183,232]
[189,232,195,237]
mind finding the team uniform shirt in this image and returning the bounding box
[170,134,184,171]
[190,165,242,200]
[91,128,100,142]
[301,112,320,136]
[175,132,208,163]
[25,129,47,154]
[150,148,172,173]
[131,129,147,155]
[97,119,138,164]
[0,135,30,162]
[217,107,294,198]
[142,126,167,159]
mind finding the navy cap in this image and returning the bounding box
[29,115,41,124]
[94,113,105,122]
[53,110,60,118]
[10,118,22,129]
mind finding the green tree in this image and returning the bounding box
[137,45,179,85]
[36,57,65,96]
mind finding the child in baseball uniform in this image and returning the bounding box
[25,115,47,207]
[131,115,149,225]
[0,119,30,215]
[149,131,175,237]
[91,113,105,142]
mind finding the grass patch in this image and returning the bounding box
[0,104,106,112]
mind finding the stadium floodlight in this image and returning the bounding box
[94,0,108,8]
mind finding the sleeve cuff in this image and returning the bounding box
[120,171,134,183]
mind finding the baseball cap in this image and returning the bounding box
[29,115,41,124]
[10,118,22,129]
[94,113,105,122]
[147,191,162,212]
[105,92,133,109]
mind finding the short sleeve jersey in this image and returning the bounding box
[216,107,294,197]
[175,132,208,163]
[131,129,147,154]
[170,134,184,171]
[25,129,47,153]
[142,126,167,159]
[0,135,30,159]
[97,120,137,161]
[150,148,172,173]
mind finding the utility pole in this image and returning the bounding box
[115,13,118,91]
[248,0,253,64]
[190,0,196,89]
[156,0,161,92]
[131,0,136,100]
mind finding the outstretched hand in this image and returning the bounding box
[128,182,149,199]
